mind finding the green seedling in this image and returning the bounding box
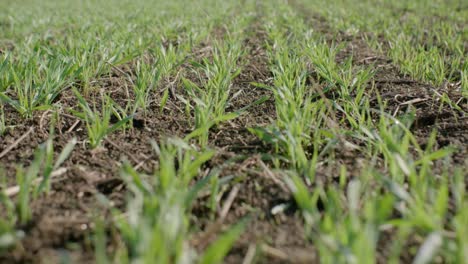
[0,56,80,118]
[132,60,161,113]
[15,150,42,225]
[0,168,23,251]
[0,135,74,251]
[198,218,248,264]
[0,105,5,135]
[0,55,12,92]
[14,134,74,224]
[72,88,133,149]
[105,138,212,262]
[0,204,22,251]
[35,128,77,195]
[182,38,244,147]
[250,17,331,176]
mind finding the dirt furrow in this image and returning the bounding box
[188,10,317,263]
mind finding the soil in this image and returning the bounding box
[0,1,466,263]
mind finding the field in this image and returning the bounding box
[0,0,467,263]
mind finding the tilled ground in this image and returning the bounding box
[0,2,467,263]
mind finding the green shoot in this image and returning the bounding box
[72,88,133,149]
